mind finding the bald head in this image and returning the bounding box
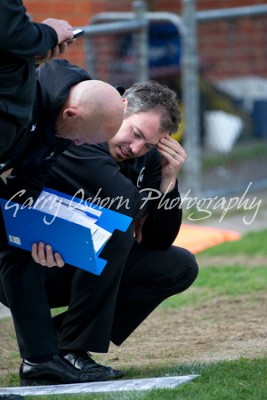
[56,79,124,145]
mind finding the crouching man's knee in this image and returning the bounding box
[149,246,199,296]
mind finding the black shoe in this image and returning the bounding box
[63,351,124,379]
[0,396,25,400]
[19,354,115,386]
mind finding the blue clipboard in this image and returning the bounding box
[0,188,132,275]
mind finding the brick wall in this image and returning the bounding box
[24,0,132,25]
[146,0,267,12]
[199,16,267,80]
[197,0,267,9]
[24,0,267,80]
[24,0,267,26]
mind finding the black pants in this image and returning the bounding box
[0,227,198,358]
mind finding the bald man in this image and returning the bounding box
[56,79,124,145]
[0,59,124,181]
[0,59,124,385]
[0,59,124,233]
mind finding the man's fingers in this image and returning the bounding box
[54,252,65,268]
[45,245,57,267]
[31,242,65,268]
[159,147,185,164]
[157,137,186,160]
[58,42,68,55]
[31,243,40,263]
[37,242,46,265]
[157,136,186,171]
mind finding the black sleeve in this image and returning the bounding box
[0,0,57,57]
[49,144,148,220]
[133,148,182,249]
[141,182,182,250]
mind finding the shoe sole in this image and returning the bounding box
[20,378,61,386]
[20,371,117,386]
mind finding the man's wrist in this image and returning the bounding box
[160,178,177,194]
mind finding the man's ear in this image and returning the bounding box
[62,107,78,120]
[122,97,128,111]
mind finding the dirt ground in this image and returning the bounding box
[98,255,267,370]
[101,294,267,370]
[0,255,266,382]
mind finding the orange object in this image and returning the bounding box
[173,224,241,254]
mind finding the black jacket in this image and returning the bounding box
[0,0,57,132]
[0,59,92,251]
[49,143,182,250]
[4,59,91,197]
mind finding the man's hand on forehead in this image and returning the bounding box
[157,135,186,193]
[157,135,185,159]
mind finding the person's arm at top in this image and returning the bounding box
[0,0,73,58]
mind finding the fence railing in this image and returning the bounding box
[66,1,267,197]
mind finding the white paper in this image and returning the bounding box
[0,375,199,396]
[34,191,111,253]
[91,225,112,253]
[34,191,99,226]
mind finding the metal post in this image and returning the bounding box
[181,0,202,197]
[132,0,149,82]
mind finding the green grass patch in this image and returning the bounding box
[196,265,267,294]
[26,358,267,400]
[161,229,267,309]
[198,229,267,256]
[161,264,267,309]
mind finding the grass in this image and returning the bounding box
[197,228,267,256]
[13,358,267,400]
[0,229,267,399]
[161,264,267,309]
[162,228,267,309]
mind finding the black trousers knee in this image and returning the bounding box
[110,243,198,345]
